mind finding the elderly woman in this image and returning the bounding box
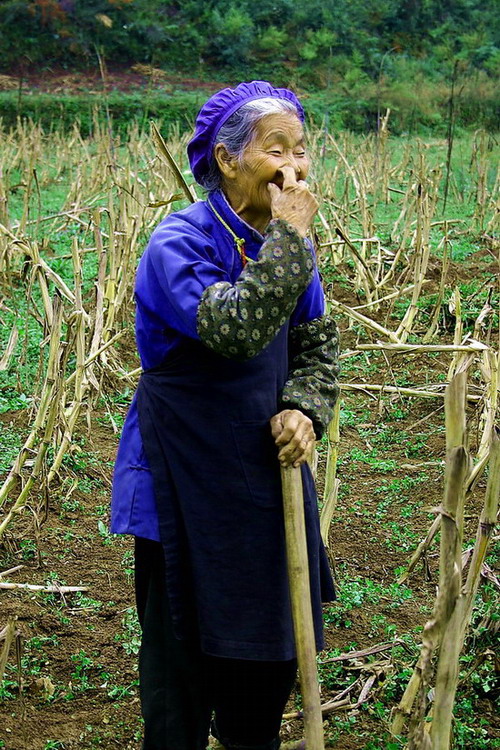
[111,81,340,750]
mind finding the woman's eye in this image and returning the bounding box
[294,151,306,157]
[269,150,283,156]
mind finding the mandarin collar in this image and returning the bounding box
[207,189,265,253]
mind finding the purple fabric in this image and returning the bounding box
[187,80,305,186]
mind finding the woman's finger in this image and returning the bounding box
[275,410,304,446]
[279,435,314,467]
[292,437,315,468]
[277,413,315,466]
[280,165,299,190]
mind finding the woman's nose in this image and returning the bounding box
[283,154,302,177]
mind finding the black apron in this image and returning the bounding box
[137,324,334,661]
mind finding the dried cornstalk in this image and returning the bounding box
[429,426,500,748]
[341,382,481,402]
[467,348,499,491]
[329,299,401,343]
[397,515,441,585]
[446,288,464,380]
[320,400,340,547]
[395,167,436,342]
[0,295,64,522]
[471,131,490,232]
[351,282,429,311]
[0,325,18,370]
[335,226,377,300]
[0,620,19,684]
[392,373,470,741]
[356,341,488,354]
[283,680,360,721]
[151,121,197,204]
[0,566,23,578]
[422,227,451,342]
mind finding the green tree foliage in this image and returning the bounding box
[0,0,498,88]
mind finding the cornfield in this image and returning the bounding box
[0,116,498,749]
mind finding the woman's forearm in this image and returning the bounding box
[280,315,340,439]
[196,219,314,360]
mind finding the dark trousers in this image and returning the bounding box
[135,537,297,750]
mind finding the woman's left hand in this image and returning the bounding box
[270,409,316,468]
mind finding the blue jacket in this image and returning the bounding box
[110,190,325,542]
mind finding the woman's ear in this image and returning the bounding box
[214,144,238,179]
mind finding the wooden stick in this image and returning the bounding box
[281,465,325,750]
[0,565,23,579]
[341,382,482,402]
[356,341,489,353]
[150,122,197,204]
[0,582,88,593]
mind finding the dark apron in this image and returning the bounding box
[137,325,334,661]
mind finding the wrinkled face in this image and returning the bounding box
[220,112,310,228]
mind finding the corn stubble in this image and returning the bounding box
[0,116,498,748]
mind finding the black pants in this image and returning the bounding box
[135,537,297,750]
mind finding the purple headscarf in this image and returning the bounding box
[187,80,305,187]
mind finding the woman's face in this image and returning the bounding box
[218,112,310,232]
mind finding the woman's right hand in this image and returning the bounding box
[270,408,316,468]
[267,166,318,238]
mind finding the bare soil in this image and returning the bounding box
[0,66,224,96]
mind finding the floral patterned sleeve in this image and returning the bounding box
[280,315,340,439]
[196,219,314,360]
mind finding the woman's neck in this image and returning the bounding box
[221,186,271,235]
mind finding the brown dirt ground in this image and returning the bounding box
[0,66,225,96]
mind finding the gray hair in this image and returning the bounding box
[202,97,300,191]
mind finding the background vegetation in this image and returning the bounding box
[0,0,499,134]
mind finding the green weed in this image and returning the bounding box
[0,391,31,414]
[121,548,135,583]
[59,497,83,515]
[97,519,113,546]
[19,538,38,560]
[68,650,95,694]
[344,447,398,472]
[115,607,141,656]
[0,426,23,474]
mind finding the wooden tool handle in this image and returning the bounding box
[281,465,325,750]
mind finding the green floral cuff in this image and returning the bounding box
[280,315,340,439]
[197,219,314,360]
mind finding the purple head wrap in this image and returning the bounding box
[187,80,305,186]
